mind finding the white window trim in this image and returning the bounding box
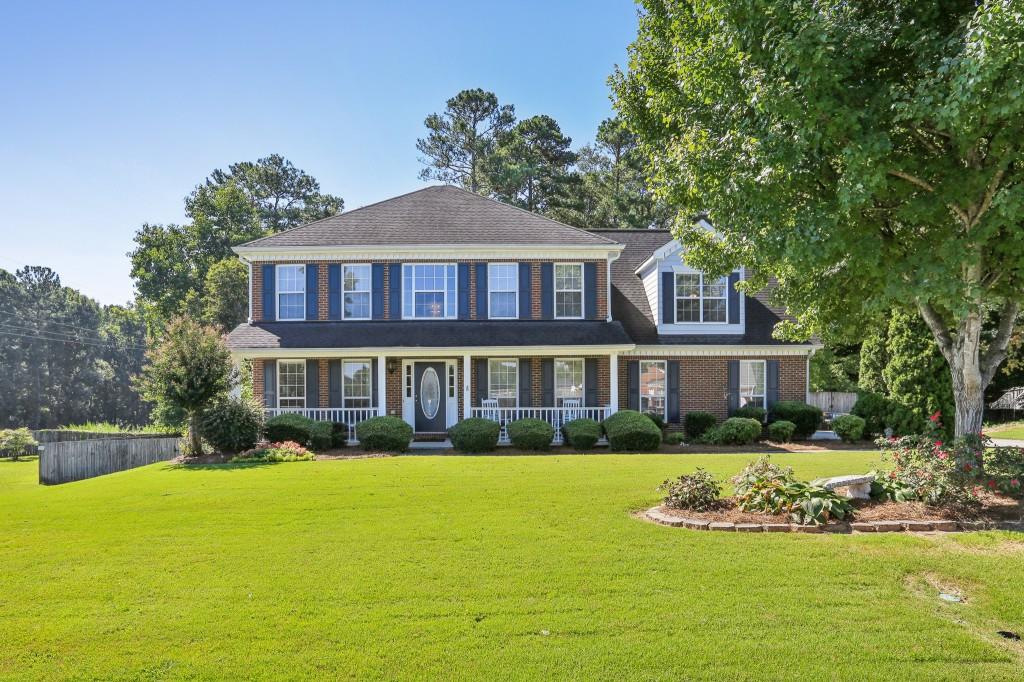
[674,272,728,324]
[739,359,767,409]
[487,262,519,319]
[341,264,372,321]
[487,358,519,408]
[341,358,374,408]
[276,264,306,321]
[553,262,584,320]
[401,262,457,320]
[553,357,585,406]
[277,359,306,409]
[639,359,667,419]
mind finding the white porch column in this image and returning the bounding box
[229,356,243,398]
[377,355,387,416]
[463,354,472,419]
[609,352,619,415]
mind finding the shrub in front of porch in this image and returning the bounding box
[684,411,716,441]
[449,418,500,452]
[357,416,413,453]
[507,418,555,451]
[603,410,662,452]
[265,413,332,450]
[563,418,602,450]
[700,417,762,446]
[769,401,823,439]
[198,396,264,453]
[732,406,767,422]
[766,420,796,443]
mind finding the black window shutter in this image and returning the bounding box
[328,360,342,408]
[584,262,598,320]
[540,263,553,319]
[328,265,341,320]
[518,360,532,407]
[475,358,488,406]
[305,359,319,409]
[305,264,319,320]
[458,263,471,320]
[627,360,639,411]
[371,264,385,320]
[728,272,740,324]
[541,359,554,406]
[475,263,488,319]
[262,264,275,321]
[667,360,680,423]
[388,264,401,319]
[661,271,674,325]
[766,359,780,409]
[264,359,277,407]
[518,263,532,320]
[371,359,379,409]
[727,360,740,415]
[584,358,599,407]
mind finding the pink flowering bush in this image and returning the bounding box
[876,434,983,506]
[231,440,315,463]
[983,446,1024,498]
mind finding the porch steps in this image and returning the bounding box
[409,439,453,450]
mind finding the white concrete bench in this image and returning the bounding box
[814,474,874,499]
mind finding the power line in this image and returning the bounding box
[0,328,147,351]
[0,311,136,338]
[0,319,113,343]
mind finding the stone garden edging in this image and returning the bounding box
[644,507,1024,533]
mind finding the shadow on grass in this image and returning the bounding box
[162,460,283,472]
[1,455,39,464]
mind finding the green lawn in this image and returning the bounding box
[988,422,1024,441]
[2,452,1023,680]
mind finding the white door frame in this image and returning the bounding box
[402,358,459,431]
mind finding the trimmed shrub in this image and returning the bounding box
[198,396,265,453]
[701,417,762,445]
[852,392,926,437]
[665,431,687,445]
[265,413,317,446]
[330,422,349,448]
[832,414,866,443]
[308,421,333,451]
[449,418,501,452]
[357,416,413,452]
[766,420,796,443]
[603,410,663,451]
[684,411,716,440]
[563,418,602,450]
[732,406,766,422]
[769,401,822,439]
[507,418,555,451]
[659,468,721,511]
[645,412,667,432]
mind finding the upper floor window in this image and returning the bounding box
[278,360,305,408]
[488,359,518,407]
[343,265,371,319]
[554,358,584,406]
[488,263,518,319]
[277,265,305,321]
[739,359,766,409]
[675,272,727,323]
[554,263,583,319]
[639,360,667,418]
[343,360,373,408]
[402,264,456,319]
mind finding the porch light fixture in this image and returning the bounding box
[387,358,400,374]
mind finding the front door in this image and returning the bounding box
[413,362,446,432]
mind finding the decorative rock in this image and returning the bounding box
[902,520,933,532]
[683,518,710,530]
[708,522,736,532]
[873,521,904,532]
[850,522,876,532]
[735,523,763,533]
[931,520,958,532]
[816,474,875,500]
[645,508,685,527]
[762,524,791,533]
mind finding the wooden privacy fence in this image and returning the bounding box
[807,391,858,415]
[38,436,181,485]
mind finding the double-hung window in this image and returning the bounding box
[488,359,518,408]
[739,360,766,409]
[674,272,727,323]
[639,360,666,418]
[343,265,371,319]
[488,263,518,319]
[554,263,583,319]
[277,265,305,321]
[278,360,305,408]
[342,360,372,408]
[402,263,457,319]
[554,358,584,406]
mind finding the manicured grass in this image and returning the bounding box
[988,422,1024,441]
[2,452,1023,680]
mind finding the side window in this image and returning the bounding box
[277,265,305,321]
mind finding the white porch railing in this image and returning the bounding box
[265,407,379,445]
[470,406,611,446]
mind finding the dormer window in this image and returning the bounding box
[277,265,306,321]
[554,263,583,319]
[674,273,727,323]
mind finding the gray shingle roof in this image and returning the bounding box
[237,185,618,248]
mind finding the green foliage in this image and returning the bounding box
[766,420,796,443]
[732,406,766,422]
[684,411,716,440]
[449,418,501,453]
[701,417,762,446]
[869,472,918,503]
[877,435,983,506]
[507,418,555,451]
[736,478,853,526]
[858,330,889,394]
[810,345,859,392]
[602,410,663,451]
[59,422,176,435]
[664,431,687,445]
[329,422,349,449]
[644,412,667,432]
[265,413,318,446]
[485,115,577,213]
[357,416,413,453]
[659,468,721,511]
[730,456,794,496]
[832,415,866,443]
[769,401,821,440]
[562,418,602,450]
[982,447,1024,498]
[231,440,315,463]
[852,392,926,437]
[201,258,249,331]
[883,311,955,440]
[197,396,265,453]
[0,428,38,460]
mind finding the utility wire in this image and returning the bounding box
[0,328,147,351]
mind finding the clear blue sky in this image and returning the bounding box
[0,0,639,305]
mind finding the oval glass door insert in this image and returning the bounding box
[420,367,440,419]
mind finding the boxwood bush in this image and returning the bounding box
[851,392,926,437]
[563,418,602,450]
[265,413,317,446]
[732,406,766,422]
[603,410,662,451]
[766,419,796,443]
[449,418,501,452]
[769,401,823,439]
[198,396,265,453]
[832,414,866,443]
[507,418,555,451]
[684,411,716,440]
[701,417,762,445]
[357,416,413,452]
[307,421,333,451]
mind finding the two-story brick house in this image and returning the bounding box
[226,185,817,445]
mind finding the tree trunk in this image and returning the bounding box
[949,360,985,437]
[188,411,203,456]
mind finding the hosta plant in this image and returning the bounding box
[736,478,852,526]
